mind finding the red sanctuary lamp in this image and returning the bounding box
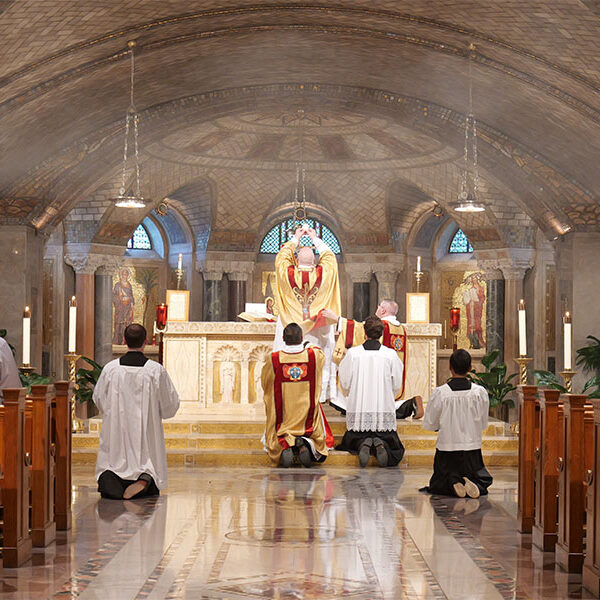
[449,307,460,350]
[155,304,168,364]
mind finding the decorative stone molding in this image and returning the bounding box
[373,268,399,286]
[65,253,121,275]
[203,269,224,282]
[500,264,532,280]
[344,264,372,283]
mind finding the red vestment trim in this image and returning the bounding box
[271,349,318,444]
[345,319,356,349]
[303,348,316,436]
[382,322,407,399]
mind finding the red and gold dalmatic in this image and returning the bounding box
[274,240,341,333]
[261,347,332,464]
[333,318,408,400]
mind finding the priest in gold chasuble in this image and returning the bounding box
[273,226,341,403]
[262,323,333,468]
[326,299,423,419]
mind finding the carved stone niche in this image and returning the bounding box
[210,345,243,405]
[248,344,272,405]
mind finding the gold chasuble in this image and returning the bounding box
[274,240,341,333]
[262,347,329,464]
[333,318,408,400]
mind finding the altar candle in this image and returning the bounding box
[518,299,527,357]
[156,303,168,329]
[22,306,31,366]
[68,296,77,353]
[416,255,422,272]
[177,253,183,271]
[564,311,572,370]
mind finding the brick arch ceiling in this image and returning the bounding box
[1,4,598,234]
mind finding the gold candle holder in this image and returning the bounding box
[65,352,84,433]
[18,365,36,377]
[560,370,576,394]
[514,356,532,386]
[414,270,424,293]
[176,268,183,290]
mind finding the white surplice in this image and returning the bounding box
[338,344,404,432]
[93,359,180,489]
[422,382,489,451]
[0,336,21,402]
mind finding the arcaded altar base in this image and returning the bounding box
[163,321,442,419]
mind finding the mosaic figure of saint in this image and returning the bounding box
[112,268,135,345]
[462,273,485,349]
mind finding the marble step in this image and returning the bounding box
[73,433,517,452]
[88,419,510,438]
[72,447,517,467]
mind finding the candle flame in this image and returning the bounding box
[25,306,29,312]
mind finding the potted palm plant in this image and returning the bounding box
[533,335,600,398]
[468,349,518,422]
[74,357,103,419]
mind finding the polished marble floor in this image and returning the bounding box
[0,465,595,599]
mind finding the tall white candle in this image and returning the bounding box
[22,306,31,366]
[68,296,77,353]
[416,255,422,272]
[177,253,183,271]
[564,312,572,370]
[518,299,527,357]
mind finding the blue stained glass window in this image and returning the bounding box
[127,224,152,250]
[449,228,473,254]
[260,219,341,254]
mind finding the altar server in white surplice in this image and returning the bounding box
[0,335,20,402]
[420,349,492,499]
[94,323,180,500]
[336,316,406,468]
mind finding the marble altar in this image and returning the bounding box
[163,321,442,418]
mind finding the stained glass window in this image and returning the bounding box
[449,228,473,254]
[127,224,152,250]
[260,219,341,254]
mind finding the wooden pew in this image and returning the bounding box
[517,385,540,533]
[53,381,72,531]
[532,389,563,551]
[0,388,32,567]
[27,384,56,547]
[583,398,600,596]
[555,394,593,572]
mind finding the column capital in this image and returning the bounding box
[373,268,399,285]
[500,263,532,280]
[226,261,255,282]
[344,264,372,283]
[203,270,224,282]
[65,253,122,275]
[477,260,504,280]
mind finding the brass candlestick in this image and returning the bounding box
[514,357,532,386]
[176,267,183,290]
[560,370,576,393]
[414,269,424,293]
[18,365,35,377]
[65,352,84,433]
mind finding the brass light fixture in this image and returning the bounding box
[454,44,485,214]
[114,41,147,208]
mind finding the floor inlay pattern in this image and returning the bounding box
[0,465,596,599]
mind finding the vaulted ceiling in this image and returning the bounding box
[1,1,599,253]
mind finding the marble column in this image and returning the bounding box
[501,266,529,371]
[64,255,98,361]
[374,269,398,304]
[570,233,600,392]
[485,268,505,362]
[353,283,370,321]
[345,265,372,321]
[227,272,248,321]
[203,271,224,322]
[94,267,114,366]
[0,225,44,369]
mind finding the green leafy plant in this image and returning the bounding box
[532,370,567,394]
[468,349,518,409]
[19,371,52,394]
[75,356,103,416]
[576,335,600,375]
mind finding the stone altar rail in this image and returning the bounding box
[163,321,441,418]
